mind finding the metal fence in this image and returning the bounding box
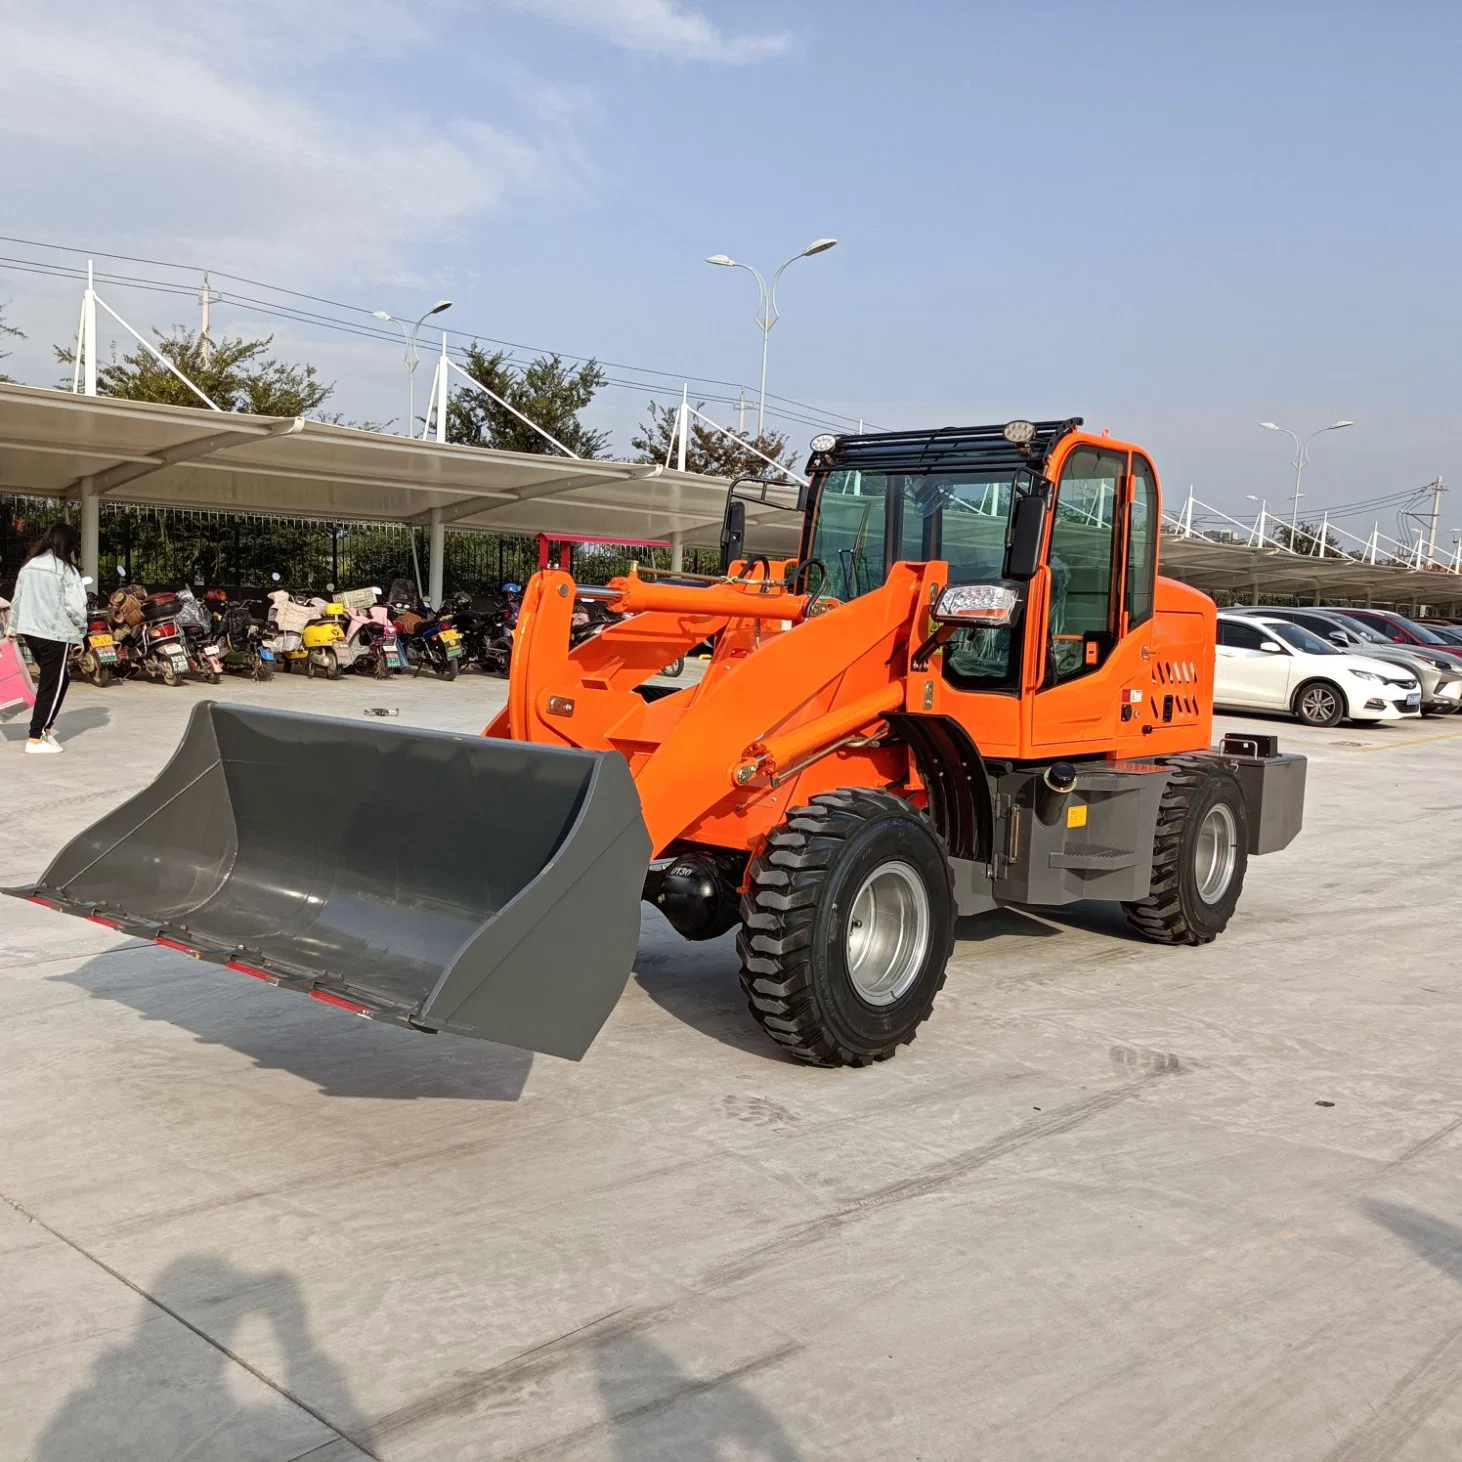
[1,496,720,600]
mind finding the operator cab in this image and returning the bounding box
[797,419,1160,696]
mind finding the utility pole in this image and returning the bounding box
[736,388,747,436]
[199,273,216,366]
[1425,476,1446,562]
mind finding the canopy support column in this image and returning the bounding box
[428,507,445,609]
[671,531,684,573]
[79,476,99,586]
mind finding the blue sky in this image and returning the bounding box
[1,0,1458,544]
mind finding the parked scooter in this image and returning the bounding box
[336,588,404,679]
[268,589,348,679]
[210,595,275,681]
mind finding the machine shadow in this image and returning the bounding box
[51,949,533,1101]
[631,911,796,1064]
[1364,1200,1462,1285]
[31,1254,376,1462]
[0,704,110,742]
[592,1331,803,1460]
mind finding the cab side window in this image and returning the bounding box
[1125,456,1158,628]
[1047,446,1126,681]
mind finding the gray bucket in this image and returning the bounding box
[8,703,651,1060]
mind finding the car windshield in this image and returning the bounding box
[1268,622,1336,655]
[1400,617,1449,645]
[1430,624,1462,646]
[1329,614,1388,644]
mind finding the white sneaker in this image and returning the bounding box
[25,739,62,755]
[43,733,61,749]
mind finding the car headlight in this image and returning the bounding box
[1429,657,1457,670]
[1349,669,1382,682]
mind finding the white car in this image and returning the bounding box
[1216,614,1421,727]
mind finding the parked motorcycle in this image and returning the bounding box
[174,587,223,685]
[72,592,120,687]
[137,592,193,686]
[336,588,403,679]
[385,582,463,680]
[478,583,522,677]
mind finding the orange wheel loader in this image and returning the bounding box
[8,419,1306,1067]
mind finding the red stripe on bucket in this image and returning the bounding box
[156,937,200,958]
[227,960,277,982]
[88,915,124,930]
[309,990,372,1016]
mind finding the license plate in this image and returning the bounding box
[1406,693,1421,710]
[96,647,118,664]
[446,645,462,659]
[441,631,461,644]
[259,647,274,661]
[168,649,188,664]
[89,633,114,648]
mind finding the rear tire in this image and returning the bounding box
[661,656,685,678]
[373,653,390,680]
[737,789,955,1067]
[252,654,273,683]
[325,649,341,681]
[1123,760,1249,946]
[1293,679,1345,727]
[159,659,180,688]
[439,659,458,682]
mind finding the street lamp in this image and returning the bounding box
[1244,493,1270,547]
[706,238,837,436]
[1259,419,1354,540]
[374,300,453,436]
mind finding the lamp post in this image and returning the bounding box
[1259,419,1354,542]
[374,300,452,436]
[706,239,837,436]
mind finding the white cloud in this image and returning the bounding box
[0,1,575,286]
[502,0,792,62]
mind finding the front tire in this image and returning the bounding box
[1293,679,1345,727]
[737,789,955,1067]
[1123,760,1249,945]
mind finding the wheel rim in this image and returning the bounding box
[1301,685,1338,723]
[1194,802,1239,904]
[845,861,931,1006]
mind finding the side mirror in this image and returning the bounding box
[1260,640,1283,654]
[1327,631,1347,645]
[1003,485,1050,582]
[719,498,747,573]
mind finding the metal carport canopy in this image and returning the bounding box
[0,381,800,551]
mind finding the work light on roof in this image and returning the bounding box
[1002,420,1037,446]
[809,433,838,454]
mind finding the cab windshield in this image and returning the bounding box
[807,467,1018,687]
[807,468,1012,599]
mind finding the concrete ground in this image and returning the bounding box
[2,666,1462,1462]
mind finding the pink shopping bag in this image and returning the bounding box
[0,639,36,715]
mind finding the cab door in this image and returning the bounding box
[1028,445,1128,747]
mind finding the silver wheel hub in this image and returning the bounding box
[1194,802,1238,904]
[1302,686,1336,720]
[845,861,931,1006]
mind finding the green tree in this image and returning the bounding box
[447,344,609,457]
[57,328,333,416]
[1273,520,1343,556]
[630,400,798,480]
[0,304,23,384]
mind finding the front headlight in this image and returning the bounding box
[1349,669,1382,682]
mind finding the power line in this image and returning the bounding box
[0,235,879,432]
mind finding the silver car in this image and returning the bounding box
[1236,606,1462,715]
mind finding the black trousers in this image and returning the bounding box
[23,636,71,740]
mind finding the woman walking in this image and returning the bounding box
[5,524,88,754]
